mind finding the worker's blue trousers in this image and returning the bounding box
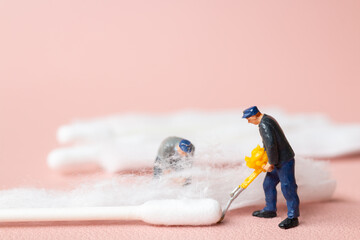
[263,159,300,219]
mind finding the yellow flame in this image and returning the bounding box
[240,145,268,189]
[245,145,268,170]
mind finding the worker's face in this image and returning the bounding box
[247,115,260,125]
[176,146,188,157]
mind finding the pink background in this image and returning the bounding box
[0,0,359,239]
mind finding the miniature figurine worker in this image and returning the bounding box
[153,136,195,185]
[243,106,300,229]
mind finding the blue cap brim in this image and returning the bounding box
[242,113,252,118]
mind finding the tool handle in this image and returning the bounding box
[240,168,263,189]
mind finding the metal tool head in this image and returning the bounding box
[217,187,245,223]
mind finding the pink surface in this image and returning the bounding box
[0,0,360,239]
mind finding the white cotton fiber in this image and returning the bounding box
[47,108,360,173]
[0,108,344,223]
[0,157,336,214]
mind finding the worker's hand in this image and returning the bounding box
[172,177,188,185]
[263,163,274,172]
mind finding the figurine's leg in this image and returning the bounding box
[278,159,300,219]
[263,170,280,212]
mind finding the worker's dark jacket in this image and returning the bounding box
[259,114,295,167]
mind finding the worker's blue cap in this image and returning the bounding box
[242,106,260,118]
[179,139,194,153]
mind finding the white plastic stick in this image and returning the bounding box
[0,199,222,226]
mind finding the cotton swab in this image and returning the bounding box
[0,199,222,226]
[48,109,360,173]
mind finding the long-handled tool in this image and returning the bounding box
[218,145,268,223]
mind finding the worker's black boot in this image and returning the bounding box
[252,210,277,218]
[278,217,299,229]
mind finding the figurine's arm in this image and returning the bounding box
[259,124,279,166]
